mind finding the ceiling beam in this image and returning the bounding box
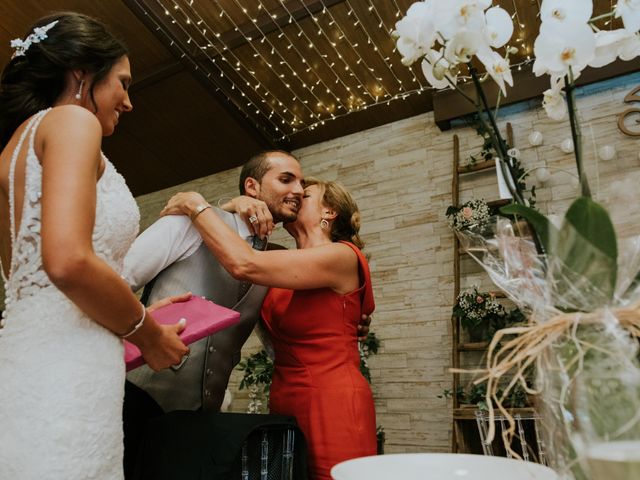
[433,60,640,130]
[218,0,347,51]
[130,61,184,93]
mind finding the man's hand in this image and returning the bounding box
[358,313,372,341]
[221,195,274,239]
[147,291,193,313]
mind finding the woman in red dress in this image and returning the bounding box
[163,177,377,479]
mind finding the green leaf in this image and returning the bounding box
[500,203,558,254]
[555,197,617,306]
[563,197,617,260]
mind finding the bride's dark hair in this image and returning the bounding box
[0,12,128,148]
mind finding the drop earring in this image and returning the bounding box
[320,219,329,230]
[75,79,84,100]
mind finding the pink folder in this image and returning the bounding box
[124,295,240,371]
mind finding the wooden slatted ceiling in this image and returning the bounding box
[0,1,636,195]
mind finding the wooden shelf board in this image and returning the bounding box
[457,159,496,174]
[453,198,512,210]
[487,198,512,208]
[453,406,536,420]
[457,341,489,351]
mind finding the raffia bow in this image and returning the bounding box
[453,300,640,458]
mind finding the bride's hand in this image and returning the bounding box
[125,310,190,372]
[222,196,273,238]
[160,192,207,217]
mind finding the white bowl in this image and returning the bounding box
[331,453,558,480]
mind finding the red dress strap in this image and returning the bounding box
[338,240,375,315]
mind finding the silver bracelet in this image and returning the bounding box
[190,203,212,221]
[120,302,146,338]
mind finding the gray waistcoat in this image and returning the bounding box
[126,209,268,412]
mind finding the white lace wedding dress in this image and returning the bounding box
[0,109,140,479]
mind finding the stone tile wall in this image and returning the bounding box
[2,72,638,454]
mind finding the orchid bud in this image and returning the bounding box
[433,63,447,80]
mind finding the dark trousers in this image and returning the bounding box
[123,380,164,479]
[133,411,308,480]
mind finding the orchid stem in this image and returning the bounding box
[588,11,615,24]
[468,66,524,205]
[564,70,591,198]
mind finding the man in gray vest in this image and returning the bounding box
[123,150,304,414]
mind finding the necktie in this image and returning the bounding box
[237,236,267,301]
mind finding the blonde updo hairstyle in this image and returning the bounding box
[304,177,364,249]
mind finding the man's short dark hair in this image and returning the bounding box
[239,150,297,194]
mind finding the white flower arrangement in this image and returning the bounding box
[456,286,504,326]
[446,199,491,232]
[396,1,640,472]
[534,0,640,122]
[395,1,529,206]
[394,0,515,95]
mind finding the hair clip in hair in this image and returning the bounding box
[10,20,59,58]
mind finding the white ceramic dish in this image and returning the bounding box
[331,453,557,480]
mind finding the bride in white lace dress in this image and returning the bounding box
[0,13,189,479]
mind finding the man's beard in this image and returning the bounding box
[273,209,298,224]
[265,198,298,224]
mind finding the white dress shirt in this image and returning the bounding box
[123,213,253,292]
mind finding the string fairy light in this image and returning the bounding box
[250,0,355,117]
[280,0,388,104]
[345,0,426,92]
[211,0,329,123]
[130,0,286,138]
[176,0,319,126]
[365,0,427,90]
[156,0,294,132]
[130,0,542,141]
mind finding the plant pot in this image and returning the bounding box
[465,322,491,342]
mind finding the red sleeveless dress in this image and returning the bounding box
[261,241,377,480]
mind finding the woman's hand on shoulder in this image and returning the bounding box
[222,195,273,238]
[160,191,208,218]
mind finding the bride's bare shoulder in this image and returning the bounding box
[42,105,100,127]
[40,105,101,137]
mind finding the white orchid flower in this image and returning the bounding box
[484,7,514,48]
[477,49,513,95]
[533,20,595,77]
[421,49,456,89]
[394,1,437,65]
[615,0,640,32]
[618,32,640,60]
[542,77,567,121]
[474,0,492,9]
[396,36,426,66]
[435,0,487,41]
[540,0,593,25]
[589,29,638,67]
[444,29,485,64]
